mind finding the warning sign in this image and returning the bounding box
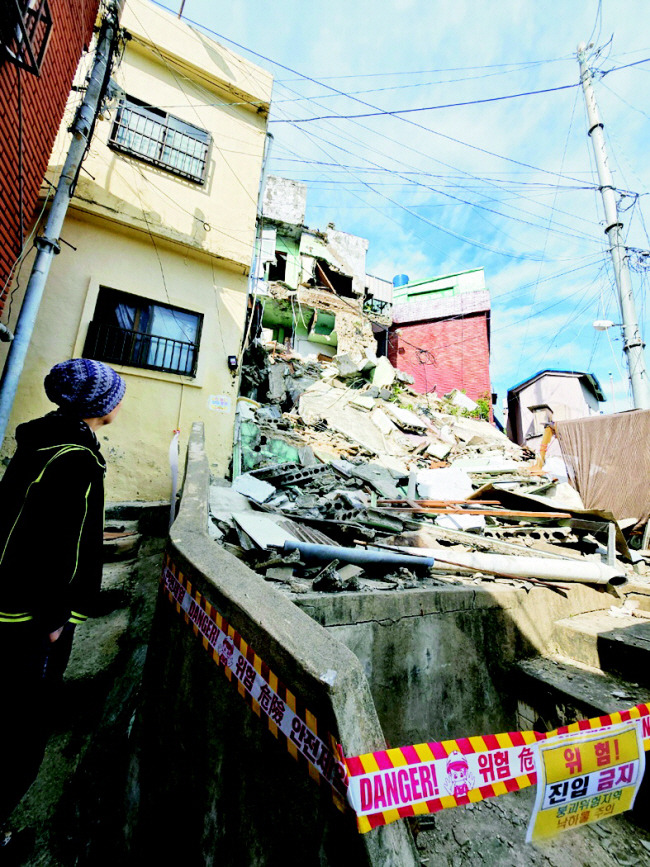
[526,720,645,841]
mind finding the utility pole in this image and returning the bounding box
[0,0,124,443]
[577,42,650,410]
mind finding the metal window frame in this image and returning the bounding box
[3,0,52,76]
[108,94,211,185]
[84,288,203,378]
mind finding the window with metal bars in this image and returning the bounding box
[83,287,203,377]
[1,0,52,75]
[108,94,210,184]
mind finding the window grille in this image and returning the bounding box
[109,95,210,184]
[84,288,202,377]
[1,0,52,75]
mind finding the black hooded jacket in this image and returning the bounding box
[0,411,106,632]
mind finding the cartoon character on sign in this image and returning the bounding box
[219,639,234,669]
[444,751,474,801]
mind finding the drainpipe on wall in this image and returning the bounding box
[0,0,124,446]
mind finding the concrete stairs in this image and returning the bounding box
[514,593,650,733]
[553,610,650,687]
[15,502,168,866]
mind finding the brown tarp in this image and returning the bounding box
[555,410,650,522]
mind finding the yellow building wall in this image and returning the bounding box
[1,215,247,502]
[46,0,272,270]
[0,0,271,502]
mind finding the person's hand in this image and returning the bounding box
[48,627,64,643]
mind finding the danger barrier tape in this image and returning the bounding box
[161,556,650,835]
[160,557,349,810]
[344,705,650,833]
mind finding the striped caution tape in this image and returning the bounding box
[161,557,349,809]
[344,705,650,833]
[160,556,650,834]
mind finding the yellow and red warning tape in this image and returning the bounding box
[161,555,348,811]
[161,555,650,834]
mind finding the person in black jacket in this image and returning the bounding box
[0,358,125,853]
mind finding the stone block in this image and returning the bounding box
[371,356,396,389]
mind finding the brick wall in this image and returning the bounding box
[0,0,100,316]
[388,312,492,405]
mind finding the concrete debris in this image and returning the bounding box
[232,472,276,504]
[219,343,646,594]
[444,388,478,413]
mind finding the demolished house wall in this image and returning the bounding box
[263,176,308,225]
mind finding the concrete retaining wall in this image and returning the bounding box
[295,580,615,749]
[125,423,417,866]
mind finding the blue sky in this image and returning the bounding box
[157,0,650,417]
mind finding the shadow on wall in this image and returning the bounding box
[123,422,418,867]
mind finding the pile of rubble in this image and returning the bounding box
[210,344,646,596]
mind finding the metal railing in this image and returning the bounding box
[84,321,198,376]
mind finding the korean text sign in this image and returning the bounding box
[526,720,645,842]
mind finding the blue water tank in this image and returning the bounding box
[393,274,410,287]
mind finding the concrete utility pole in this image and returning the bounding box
[0,0,124,443]
[577,43,650,410]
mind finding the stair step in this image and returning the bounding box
[101,561,134,593]
[516,655,650,725]
[554,610,650,685]
[103,531,141,562]
[104,519,139,535]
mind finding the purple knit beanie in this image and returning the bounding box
[44,359,126,418]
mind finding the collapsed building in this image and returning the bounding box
[247,175,390,364]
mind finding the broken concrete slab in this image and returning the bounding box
[347,463,404,499]
[334,352,364,378]
[416,467,474,500]
[349,393,377,412]
[232,513,299,549]
[265,565,296,582]
[426,439,453,461]
[445,388,478,412]
[383,403,429,432]
[232,473,276,504]
[371,356,396,389]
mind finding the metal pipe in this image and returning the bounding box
[393,546,626,586]
[0,1,123,443]
[281,541,435,569]
[0,324,14,343]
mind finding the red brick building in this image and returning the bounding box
[0,0,100,317]
[388,269,492,407]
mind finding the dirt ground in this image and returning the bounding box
[413,787,650,867]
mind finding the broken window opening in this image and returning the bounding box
[268,250,287,282]
[314,260,354,298]
[363,295,391,316]
[1,0,52,76]
[529,404,553,437]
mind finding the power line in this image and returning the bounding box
[153,3,602,189]
[271,82,581,124]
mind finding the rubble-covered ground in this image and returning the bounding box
[414,788,650,867]
[216,343,650,864]
[215,341,648,595]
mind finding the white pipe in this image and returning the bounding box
[391,547,626,586]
